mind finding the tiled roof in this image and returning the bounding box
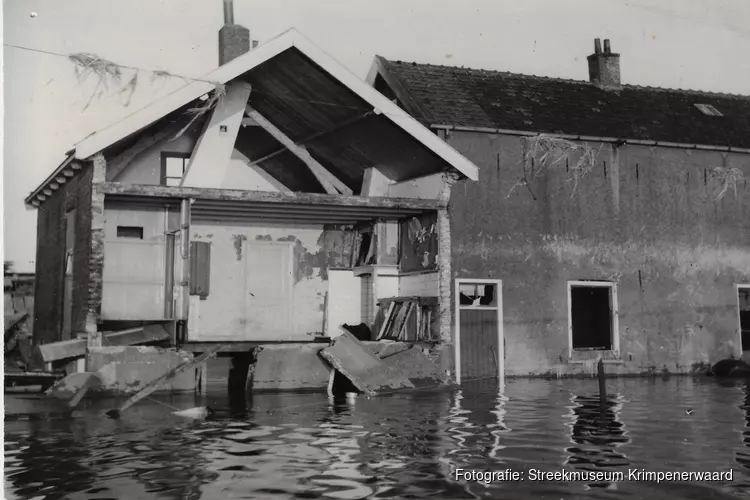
[376,57,750,149]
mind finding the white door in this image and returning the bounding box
[243,241,293,337]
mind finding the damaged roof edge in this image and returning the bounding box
[28,28,479,208]
[24,152,77,208]
[72,28,479,181]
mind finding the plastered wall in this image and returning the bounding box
[448,131,750,376]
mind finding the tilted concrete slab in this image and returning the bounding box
[247,340,411,392]
[319,332,414,396]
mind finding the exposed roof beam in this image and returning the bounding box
[245,112,373,167]
[107,120,188,181]
[23,154,76,206]
[246,105,353,195]
[193,202,419,217]
[97,182,445,210]
[181,82,253,188]
[231,150,291,193]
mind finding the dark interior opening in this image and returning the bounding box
[116,226,144,239]
[571,285,613,350]
[740,288,750,351]
[459,284,496,306]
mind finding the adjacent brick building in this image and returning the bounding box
[369,38,750,379]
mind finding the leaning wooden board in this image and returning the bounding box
[105,345,224,418]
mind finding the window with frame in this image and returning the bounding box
[569,282,617,351]
[161,153,191,186]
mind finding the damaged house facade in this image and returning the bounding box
[368,38,750,380]
[24,14,480,383]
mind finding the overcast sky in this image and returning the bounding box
[3,0,750,273]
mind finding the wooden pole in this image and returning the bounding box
[597,357,606,404]
[105,345,223,418]
[180,199,191,321]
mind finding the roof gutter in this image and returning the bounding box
[431,124,750,155]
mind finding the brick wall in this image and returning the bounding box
[360,274,373,325]
[33,163,94,345]
[399,272,439,297]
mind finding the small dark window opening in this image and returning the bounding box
[459,284,496,307]
[740,288,750,351]
[571,285,613,350]
[161,152,191,187]
[117,226,143,239]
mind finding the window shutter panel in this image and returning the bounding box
[189,241,211,299]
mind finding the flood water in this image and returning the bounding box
[5,375,750,499]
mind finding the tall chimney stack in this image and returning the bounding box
[587,38,621,88]
[219,0,250,65]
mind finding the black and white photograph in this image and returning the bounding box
[2,0,750,498]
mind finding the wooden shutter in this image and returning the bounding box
[189,241,211,300]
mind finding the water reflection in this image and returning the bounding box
[6,378,750,499]
[5,419,96,499]
[736,382,750,471]
[565,392,630,488]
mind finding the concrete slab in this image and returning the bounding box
[248,344,331,392]
[87,346,195,395]
[380,347,454,388]
[246,341,412,392]
[319,332,414,396]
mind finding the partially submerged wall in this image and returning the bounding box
[448,131,750,376]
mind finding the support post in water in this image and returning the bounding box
[597,357,606,403]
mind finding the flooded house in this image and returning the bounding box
[23,5,481,388]
[367,38,750,380]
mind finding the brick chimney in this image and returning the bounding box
[587,38,621,87]
[219,0,250,65]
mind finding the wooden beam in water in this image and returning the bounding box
[105,345,224,418]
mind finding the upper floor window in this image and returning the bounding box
[161,153,191,186]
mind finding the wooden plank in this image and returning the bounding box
[5,312,29,334]
[246,106,353,195]
[380,301,402,340]
[105,345,224,418]
[67,373,96,409]
[376,302,396,340]
[98,182,445,210]
[416,305,422,342]
[181,82,252,188]
[399,302,416,340]
[35,324,172,363]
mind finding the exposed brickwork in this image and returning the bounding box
[219,24,250,65]
[87,154,107,347]
[437,173,459,346]
[33,161,94,345]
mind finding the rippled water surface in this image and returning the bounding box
[5,376,750,499]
